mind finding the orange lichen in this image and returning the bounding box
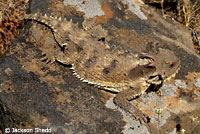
[95,4,113,23]
[0,17,24,57]
[0,0,28,57]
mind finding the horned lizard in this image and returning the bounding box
[23,13,181,123]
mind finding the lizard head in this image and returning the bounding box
[141,48,180,85]
[154,48,180,81]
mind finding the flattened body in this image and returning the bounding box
[71,39,155,92]
[27,14,155,92]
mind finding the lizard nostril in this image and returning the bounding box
[164,72,167,76]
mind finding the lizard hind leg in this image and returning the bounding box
[54,50,72,65]
[54,41,80,65]
[113,89,149,123]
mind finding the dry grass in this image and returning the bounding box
[144,0,200,30]
[144,0,200,54]
[180,0,200,29]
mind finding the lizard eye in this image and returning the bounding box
[169,62,174,68]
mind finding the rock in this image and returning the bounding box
[0,0,199,134]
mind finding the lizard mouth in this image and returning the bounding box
[139,52,163,85]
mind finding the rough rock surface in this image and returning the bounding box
[0,0,200,134]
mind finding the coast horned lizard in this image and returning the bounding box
[23,13,181,123]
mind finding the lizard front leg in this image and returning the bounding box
[113,88,149,123]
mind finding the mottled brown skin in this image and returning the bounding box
[24,13,181,123]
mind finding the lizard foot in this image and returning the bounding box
[40,51,55,64]
[114,89,151,124]
[132,108,150,124]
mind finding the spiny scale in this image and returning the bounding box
[24,13,77,48]
[24,13,59,32]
